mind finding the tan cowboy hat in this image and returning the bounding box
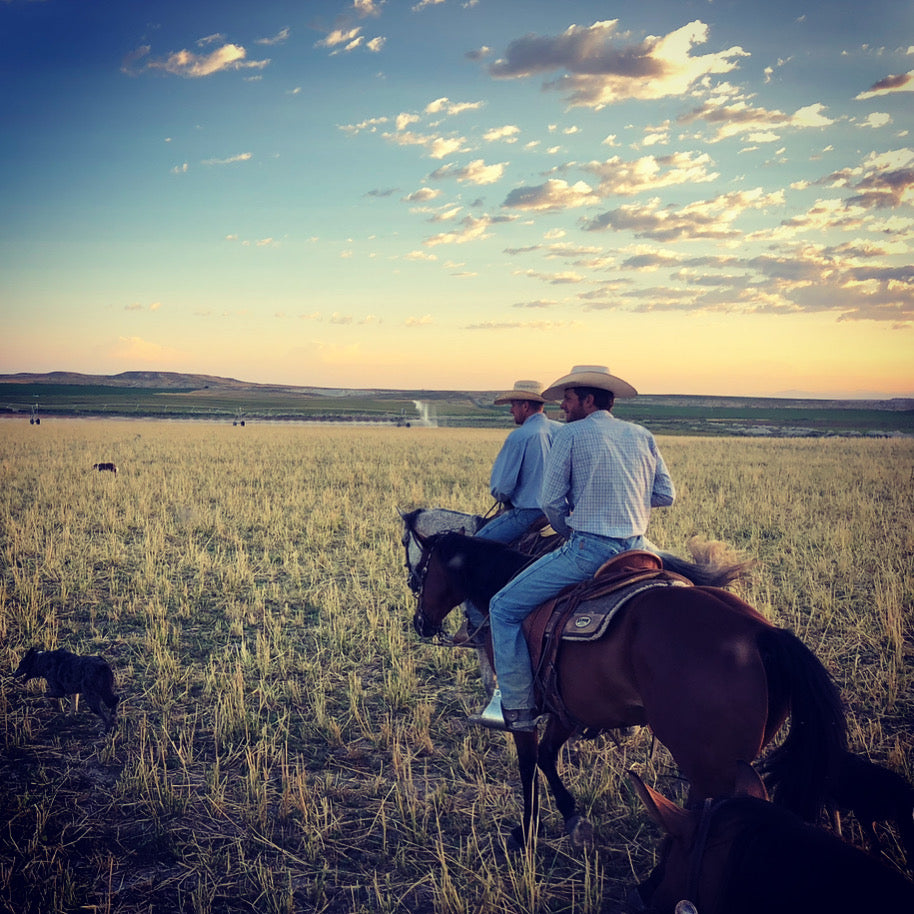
[542,364,638,400]
[493,379,546,405]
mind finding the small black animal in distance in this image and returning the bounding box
[14,647,120,731]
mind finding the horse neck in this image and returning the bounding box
[458,541,529,607]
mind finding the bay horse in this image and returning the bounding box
[630,763,914,913]
[404,525,847,850]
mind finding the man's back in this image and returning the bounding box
[542,411,674,538]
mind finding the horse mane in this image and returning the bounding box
[659,536,755,589]
[432,532,529,608]
[714,796,914,911]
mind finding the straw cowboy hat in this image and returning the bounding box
[542,364,638,400]
[493,380,546,405]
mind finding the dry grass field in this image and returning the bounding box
[1,419,912,913]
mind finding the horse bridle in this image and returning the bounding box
[403,526,435,596]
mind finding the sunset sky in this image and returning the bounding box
[2,0,912,397]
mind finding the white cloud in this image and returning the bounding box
[489,20,748,108]
[428,158,507,184]
[424,214,497,246]
[257,28,290,46]
[582,151,718,196]
[483,125,520,143]
[134,43,269,78]
[502,179,597,211]
[859,112,892,129]
[855,70,914,100]
[201,153,252,166]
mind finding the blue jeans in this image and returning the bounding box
[465,508,544,628]
[489,530,644,710]
[478,508,544,545]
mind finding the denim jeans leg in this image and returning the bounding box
[489,531,641,710]
[477,508,543,545]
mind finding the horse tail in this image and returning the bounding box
[658,536,755,589]
[757,627,847,822]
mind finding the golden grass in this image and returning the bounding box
[0,419,912,912]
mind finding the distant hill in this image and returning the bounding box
[0,370,478,399]
[2,370,911,405]
[2,371,912,436]
[1,370,287,392]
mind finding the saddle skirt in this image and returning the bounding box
[521,550,692,729]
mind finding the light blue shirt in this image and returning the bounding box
[490,411,561,509]
[541,410,675,539]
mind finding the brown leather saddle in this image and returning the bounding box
[521,550,692,730]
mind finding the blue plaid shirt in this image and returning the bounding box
[541,410,675,539]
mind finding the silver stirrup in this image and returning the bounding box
[467,688,507,730]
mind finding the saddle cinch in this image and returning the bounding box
[522,550,692,730]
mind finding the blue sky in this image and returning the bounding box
[1,0,912,396]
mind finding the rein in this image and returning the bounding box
[684,796,727,910]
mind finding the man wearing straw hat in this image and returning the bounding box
[456,380,561,647]
[480,365,675,732]
[483,380,561,543]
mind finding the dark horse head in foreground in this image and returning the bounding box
[630,762,914,913]
[402,515,847,856]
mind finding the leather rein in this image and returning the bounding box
[681,796,728,911]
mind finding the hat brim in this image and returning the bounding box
[542,371,638,400]
[493,391,546,405]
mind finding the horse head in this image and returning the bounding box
[411,534,471,639]
[628,763,767,914]
[399,507,485,596]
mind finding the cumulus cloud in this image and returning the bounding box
[859,112,892,129]
[338,116,389,136]
[816,148,914,209]
[489,20,748,108]
[582,188,785,242]
[123,42,269,77]
[427,158,507,184]
[425,97,483,116]
[424,214,505,246]
[483,125,521,143]
[502,179,597,211]
[384,130,468,159]
[315,24,385,54]
[402,187,441,203]
[354,0,385,17]
[855,70,914,100]
[678,96,834,143]
[581,151,718,196]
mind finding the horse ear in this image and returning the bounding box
[628,771,693,840]
[734,761,768,801]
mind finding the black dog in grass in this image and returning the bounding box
[827,749,914,874]
[14,647,119,731]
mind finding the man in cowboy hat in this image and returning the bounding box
[480,365,675,732]
[456,380,561,647]
[484,380,561,542]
